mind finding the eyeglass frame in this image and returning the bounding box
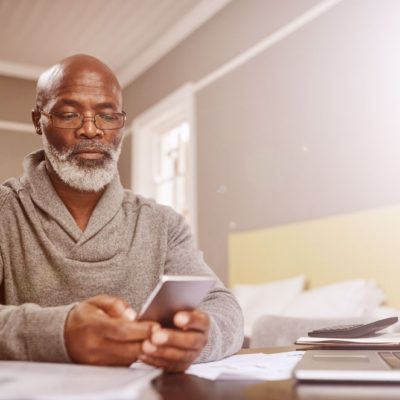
[38,109,127,130]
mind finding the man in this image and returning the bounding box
[0,54,243,371]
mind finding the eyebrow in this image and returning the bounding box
[54,99,119,111]
[95,102,118,111]
[59,99,81,108]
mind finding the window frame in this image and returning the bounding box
[131,84,197,240]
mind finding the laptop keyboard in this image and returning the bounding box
[379,352,400,369]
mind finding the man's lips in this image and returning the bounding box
[73,150,107,160]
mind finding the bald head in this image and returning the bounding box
[36,54,122,109]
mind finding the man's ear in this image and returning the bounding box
[32,109,42,135]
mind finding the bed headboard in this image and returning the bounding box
[228,203,400,307]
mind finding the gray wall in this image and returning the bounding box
[0,76,36,123]
[0,76,39,183]
[0,129,42,181]
[123,0,320,124]
[123,0,400,282]
[196,0,400,279]
[123,0,322,280]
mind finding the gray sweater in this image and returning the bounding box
[0,150,243,363]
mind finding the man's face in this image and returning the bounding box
[36,67,124,191]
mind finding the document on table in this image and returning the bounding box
[295,332,400,347]
[186,351,304,381]
[0,361,161,400]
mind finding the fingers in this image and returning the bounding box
[88,295,136,321]
[173,310,210,332]
[83,296,159,342]
[65,296,158,366]
[92,340,144,366]
[150,328,206,351]
[140,329,206,364]
[142,339,198,362]
[66,298,210,370]
[76,337,145,366]
[100,319,156,342]
[139,354,190,372]
[139,311,210,371]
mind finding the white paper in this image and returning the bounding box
[0,361,161,400]
[186,351,305,381]
[296,332,400,345]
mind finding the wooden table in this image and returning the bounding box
[152,347,300,400]
[152,346,400,400]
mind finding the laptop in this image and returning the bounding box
[296,381,400,400]
[294,350,400,382]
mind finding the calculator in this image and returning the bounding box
[307,316,399,338]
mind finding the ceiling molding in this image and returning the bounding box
[118,0,231,88]
[0,60,44,81]
[0,120,33,133]
[194,0,344,93]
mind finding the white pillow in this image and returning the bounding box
[282,279,385,319]
[233,276,305,337]
[362,280,386,310]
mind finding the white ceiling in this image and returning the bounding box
[0,0,230,87]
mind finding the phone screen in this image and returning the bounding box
[138,275,216,327]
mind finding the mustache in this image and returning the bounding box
[69,141,113,155]
[60,141,119,160]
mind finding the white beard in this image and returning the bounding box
[42,135,121,192]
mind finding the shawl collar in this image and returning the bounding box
[21,150,124,243]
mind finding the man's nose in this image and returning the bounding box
[76,116,103,138]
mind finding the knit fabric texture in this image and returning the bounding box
[0,150,243,362]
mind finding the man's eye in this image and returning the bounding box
[58,113,78,121]
[99,114,118,121]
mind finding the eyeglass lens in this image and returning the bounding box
[51,113,125,129]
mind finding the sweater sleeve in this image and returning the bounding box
[0,187,75,363]
[0,302,76,362]
[163,207,244,362]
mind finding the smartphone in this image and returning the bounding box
[137,275,216,327]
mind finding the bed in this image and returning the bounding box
[228,205,400,346]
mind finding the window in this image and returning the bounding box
[132,84,197,237]
[153,122,190,219]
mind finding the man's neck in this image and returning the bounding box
[46,163,105,231]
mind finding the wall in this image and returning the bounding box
[123,0,322,280]
[0,129,42,181]
[196,0,400,282]
[124,0,400,284]
[123,0,320,124]
[0,76,38,182]
[0,76,36,123]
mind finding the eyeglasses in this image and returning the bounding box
[39,110,126,130]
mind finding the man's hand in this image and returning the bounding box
[65,295,157,366]
[139,310,210,372]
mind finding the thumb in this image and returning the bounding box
[88,295,136,321]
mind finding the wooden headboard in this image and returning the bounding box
[228,203,400,307]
